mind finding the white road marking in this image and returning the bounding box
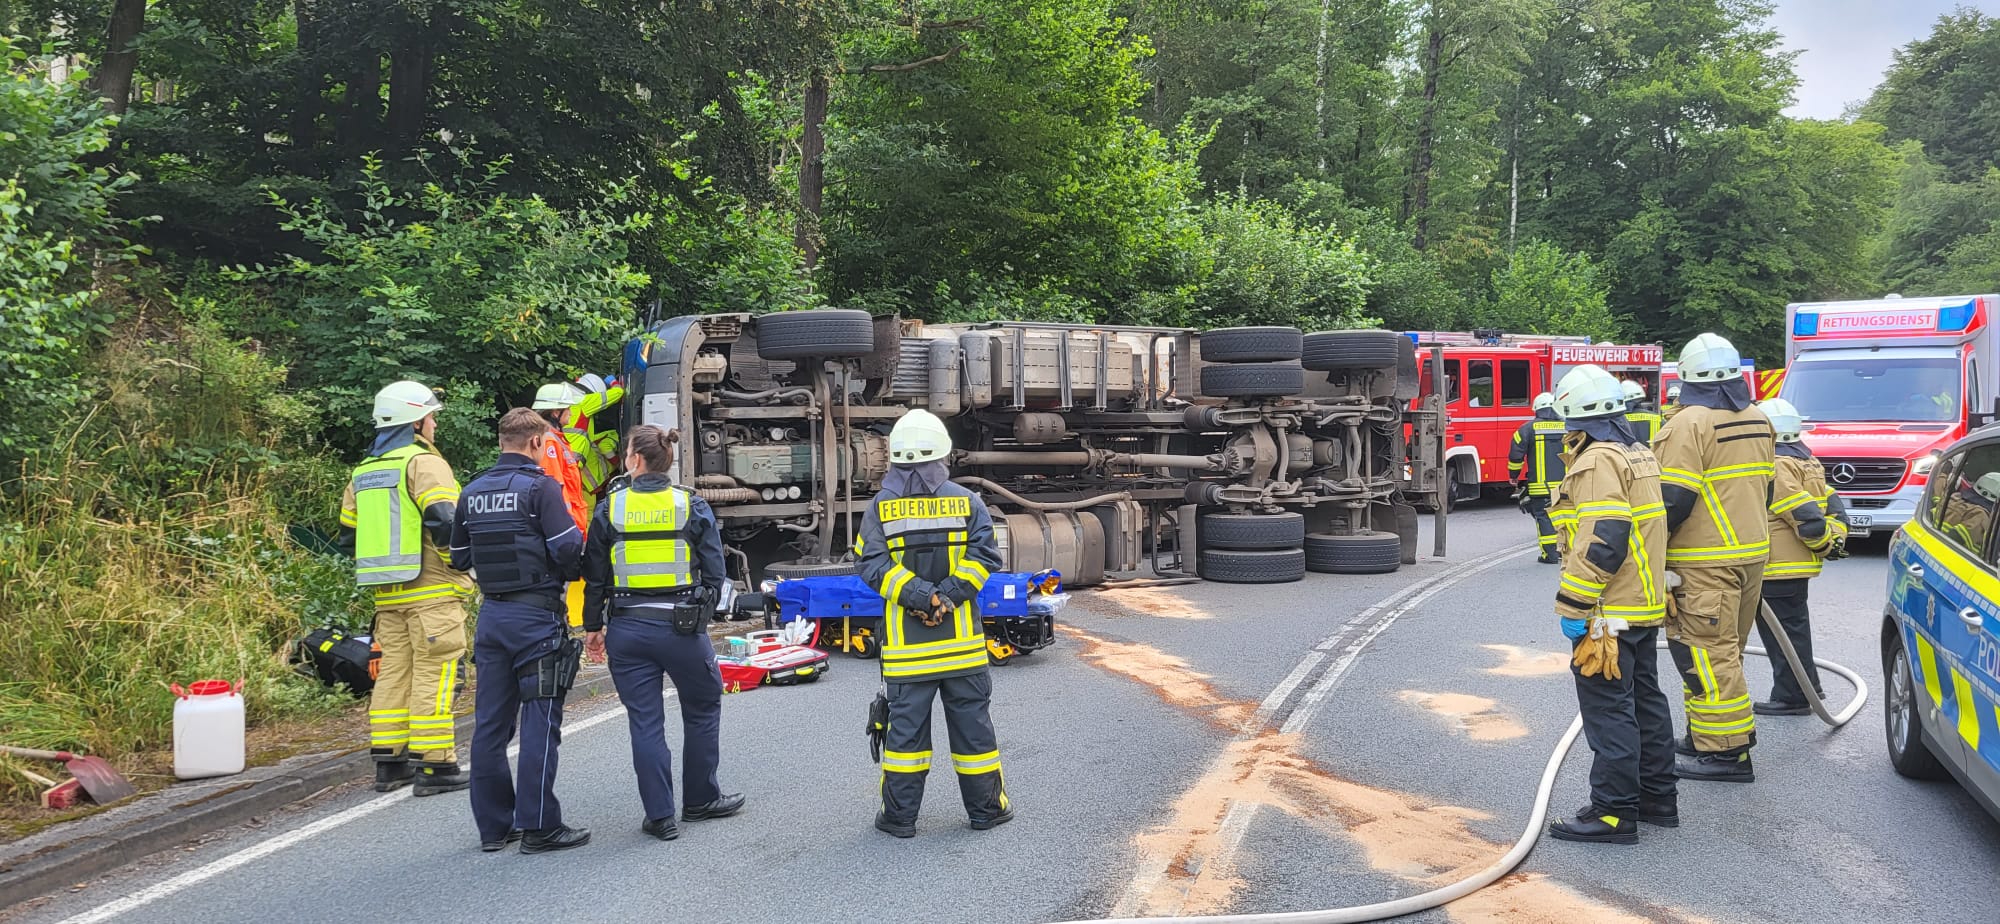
[55,691,669,924]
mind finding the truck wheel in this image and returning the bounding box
[1200,362,1304,398]
[1199,548,1306,584]
[765,558,860,582]
[756,309,876,360]
[1199,511,1305,550]
[1305,531,1401,574]
[1201,327,1303,363]
[1303,330,1402,372]
[1884,628,1952,780]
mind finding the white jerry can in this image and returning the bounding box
[172,679,246,780]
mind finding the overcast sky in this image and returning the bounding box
[1772,0,2000,118]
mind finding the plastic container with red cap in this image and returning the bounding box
[172,678,245,779]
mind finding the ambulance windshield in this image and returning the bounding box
[1785,352,1961,423]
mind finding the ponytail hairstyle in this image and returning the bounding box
[624,424,679,475]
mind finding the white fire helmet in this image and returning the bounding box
[372,380,442,428]
[1621,379,1647,404]
[1760,398,1805,443]
[889,409,953,464]
[1532,392,1556,413]
[1678,333,1743,383]
[532,382,586,410]
[1554,365,1627,420]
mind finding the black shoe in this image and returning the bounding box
[1549,811,1638,845]
[520,825,591,854]
[969,807,1015,831]
[480,829,523,852]
[1538,551,1560,564]
[1675,735,1697,758]
[874,813,916,839]
[1575,801,1678,828]
[1677,751,1754,783]
[373,759,415,793]
[641,818,681,841]
[1754,700,1811,716]
[412,762,471,796]
[683,793,745,821]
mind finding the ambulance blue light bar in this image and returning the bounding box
[1937,299,1976,332]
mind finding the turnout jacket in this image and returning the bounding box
[1765,443,1844,581]
[856,479,1003,681]
[340,434,474,610]
[1655,403,1776,568]
[1508,408,1568,495]
[1550,439,1669,626]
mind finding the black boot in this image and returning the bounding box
[520,824,591,854]
[480,829,523,853]
[373,757,415,793]
[1549,811,1638,845]
[641,818,681,841]
[874,813,916,839]
[1677,751,1754,783]
[970,806,1016,831]
[412,761,471,796]
[1575,800,1677,828]
[1753,699,1811,716]
[683,793,746,821]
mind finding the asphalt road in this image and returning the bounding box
[8,506,1999,924]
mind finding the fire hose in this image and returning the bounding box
[1054,601,1866,924]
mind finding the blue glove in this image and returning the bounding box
[1561,617,1589,641]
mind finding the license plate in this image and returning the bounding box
[1848,514,1873,528]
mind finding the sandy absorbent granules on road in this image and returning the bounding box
[1480,644,1574,677]
[1397,691,1529,742]
[1086,584,1216,620]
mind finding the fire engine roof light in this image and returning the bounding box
[1937,300,1976,333]
[1792,311,1820,337]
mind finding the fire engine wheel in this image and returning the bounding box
[1200,326,1303,363]
[1199,362,1305,398]
[755,309,876,360]
[1199,511,1306,550]
[764,558,861,582]
[1199,547,1306,584]
[1305,531,1402,575]
[1302,329,1403,372]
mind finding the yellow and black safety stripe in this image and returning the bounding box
[951,749,1002,775]
[881,749,932,773]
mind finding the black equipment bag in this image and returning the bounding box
[296,626,381,694]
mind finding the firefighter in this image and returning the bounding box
[857,409,1010,837]
[1623,380,1662,444]
[533,382,592,628]
[1509,392,1567,563]
[1657,333,1776,783]
[1754,398,1848,716]
[453,408,589,853]
[340,380,474,796]
[564,374,627,499]
[1545,364,1675,845]
[580,425,742,842]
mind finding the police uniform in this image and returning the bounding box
[857,477,1009,833]
[450,452,584,847]
[1509,408,1568,561]
[341,433,474,787]
[1756,442,1846,710]
[580,473,732,828]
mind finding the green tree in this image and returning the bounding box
[1477,240,1615,339]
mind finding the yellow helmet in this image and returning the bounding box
[889,409,952,464]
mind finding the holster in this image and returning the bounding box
[866,690,890,762]
[671,586,716,637]
[522,636,584,700]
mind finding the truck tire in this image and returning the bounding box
[1303,330,1402,372]
[756,309,876,360]
[1200,362,1304,398]
[1305,531,1401,574]
[1199,511,1306,550]
[1199,548,1306,584]
[1201,326,1303,363]
[765,558,861,582]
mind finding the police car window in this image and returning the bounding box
[1926,454,1960,528]
[1930,444,2000,561]
[1467,360,1493,407]
[1500,360,1531,406]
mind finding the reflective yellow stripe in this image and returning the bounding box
[1600,603,1667,619]
[1770,492,1814,515]
[952,750,1002,774]
[1577,501,1632,517]
[1689,715,1756,734]
[1632,502,1665,520]
[882,750,932,772]
[1560,574,1605,601]
[1763,560,1823,579]
[434,660,457,717]
[1915,634,1946,710]
[881,652,991,678]
[1685,695,1751,713]
[374,583,470,606]
[1706,462,1775,479]
[1952,669,1982,750]
[1661,467,1703,490]
[414,486,460,507]
[339,508,358,527]
[882,636,988,657]
[1698,484,1738,545]
[1664,540,1770,564]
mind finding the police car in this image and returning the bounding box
[1885,427,2000,819]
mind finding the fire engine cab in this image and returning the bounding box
[1781,294,2000,536]
[1410,331,1665,502]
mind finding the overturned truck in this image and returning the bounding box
[621,310,1447,589]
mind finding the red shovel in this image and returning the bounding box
[0,746,137,805]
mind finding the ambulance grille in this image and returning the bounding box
[1819,458,1906,494]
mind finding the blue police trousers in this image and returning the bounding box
[470,600,569,842]
[605,616,724,823]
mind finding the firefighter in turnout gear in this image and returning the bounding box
[1753,398,1849,716]
[856,409,1011,837]
[1623,379,1662,444]
[340,380,475,796]
[1510,392,1567,563]
[1657,333,1776,783]
[1545,365,1676,845]
[563,374,627,499]
[453,409,589,853]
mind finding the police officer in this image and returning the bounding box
[1754,398,1848,716]
[1657,333,1775,783]
[340,380,474,796]
[580,424,742,841]
[1509,392,1567,563]
[1546,365,1675,845]
[1622,380,1662,444]
[858,409,1010,837]
[451,408,588,853]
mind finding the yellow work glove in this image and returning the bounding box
[1571,619,1623,680]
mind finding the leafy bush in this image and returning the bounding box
[1183,195,1376,331]
[1477,241,1620,340]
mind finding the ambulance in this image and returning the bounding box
[1409,331,1665,502]
[1781,294,2000,536]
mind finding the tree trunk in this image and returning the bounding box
[387,18,435,146]
[292,0,323,148]
[1508,122,1519,253]
[1411,21,1444,251]
[797,68,829,271]
[92,0,146,115]
[1313,0,1333,174]
[343,52,383,151]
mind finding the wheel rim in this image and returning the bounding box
[1889,651,1914,752]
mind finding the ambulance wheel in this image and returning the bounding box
[1199,511,1305,550]
[1201,326,1303,363]
[1884,628,1951,780]
[764,558,860,582]
[1200,362,1304,399]
[1199,548,1306,584]
[756,309,876,360]
[1305,531,1401,575]
[1303,330,1402,372]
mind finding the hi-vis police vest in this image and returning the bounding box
[1510,419,1568,495]
[352,445,427,586]
[864,487,994,681]
[608,486,695,590]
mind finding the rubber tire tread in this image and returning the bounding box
[1201,327,1303,363]
[1199,548,1306,584]
[1199,511,1307,551]
[1200,362,1305,398]
[1305,531,1402,574]
[756,309,876,360]
[1303,330,1403,372]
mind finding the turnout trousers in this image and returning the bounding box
[1523,495,1558,559]
[1666,562,1763,754]
[879,672,1008,825]
[368,598,467,763]
[1755,579,1822,707]
[1573,625,1678,816]
[470,599,570,842]
[605,615,724,823]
